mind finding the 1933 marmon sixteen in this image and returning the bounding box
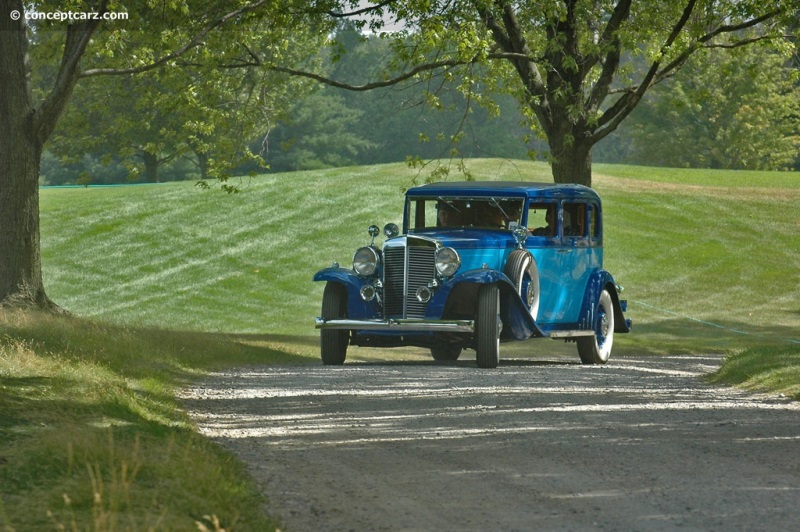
[314,181,631,368]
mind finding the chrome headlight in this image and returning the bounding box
[353,246,379,276]
[384,223,399,238]
[435,247,461,277]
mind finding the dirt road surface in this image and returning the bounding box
[181,355,800,531]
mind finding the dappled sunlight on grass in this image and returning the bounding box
[0,310,288,530]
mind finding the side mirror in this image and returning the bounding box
[368,225,380,245]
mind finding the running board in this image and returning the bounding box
[548,330,596,339]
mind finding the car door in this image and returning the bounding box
[527,200,601,326]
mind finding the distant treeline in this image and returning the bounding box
[41,24,799,186]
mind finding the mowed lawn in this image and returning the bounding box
[40,160,800,356]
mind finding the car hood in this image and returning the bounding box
[407,229,517,250]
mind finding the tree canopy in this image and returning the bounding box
[0,0,331,308]
[281,0,798,185]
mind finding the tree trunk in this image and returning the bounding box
[0,132,58,309]
[0,1,58,310]
[143,151,160,183]
[196,150,210,180]
[549,133,593,187]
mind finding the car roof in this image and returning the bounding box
[405,181,600,201]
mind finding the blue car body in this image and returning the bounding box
[314,181,631,367]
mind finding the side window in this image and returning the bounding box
[563,203,587,237]
[527,202,557,237]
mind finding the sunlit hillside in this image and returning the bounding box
[40,160,800,354]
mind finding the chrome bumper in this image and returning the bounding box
[315,318,475,333]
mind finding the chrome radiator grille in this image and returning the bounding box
[382,238,436,319]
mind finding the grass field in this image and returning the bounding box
[38,159,800,353]
[2,159,799,529]
[0,311,306,530]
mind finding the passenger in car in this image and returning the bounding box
[437,201,464,227]
[531,204,556,237]
[499,201,523,229]
[477,203,505,228]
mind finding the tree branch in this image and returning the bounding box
[583,0,631,112]
[35,0,109,143]
[80,0,270,77]
[702,35,777,49]
[326,0,397,18]
[592,0,699,137]
[591,4,785,145]
[591,0,633,66]
[270,57,472,91]
[497,2,550,129]
[651,10,784,84]
[476,1,513,52]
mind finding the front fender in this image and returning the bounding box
[578,270,631,333]
[428,269,544,340]
[313,267,379,319]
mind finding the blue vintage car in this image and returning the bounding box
[314,181,631,368]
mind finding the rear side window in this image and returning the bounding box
[563,202,587,237]
[562,202,602,245]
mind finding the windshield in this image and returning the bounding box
[409,197,524,231]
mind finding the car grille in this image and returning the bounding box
[383,237,436,319]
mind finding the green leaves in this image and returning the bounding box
[618,38,800,170]
[37,0,329,184]
[346,0,794,183]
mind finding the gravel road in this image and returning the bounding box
[181,354,800,531]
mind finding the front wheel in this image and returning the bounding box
[475,283,501,368]
[320,283,348,365]
[577,288,615,364]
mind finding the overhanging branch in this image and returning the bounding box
[269,48,541,93]
[80,0,270,77]
[271,58,471,91]
[326,0,397,18]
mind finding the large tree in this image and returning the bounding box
[0,0,327,309]
[280,0,797,185]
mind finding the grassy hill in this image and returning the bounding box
[40,159,800,355]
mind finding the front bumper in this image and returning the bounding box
[315,318,475,333]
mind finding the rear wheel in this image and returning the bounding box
[320,283,348,365]
[430,345,462,361]
[475,283,501,368]
[577,288,614,364]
